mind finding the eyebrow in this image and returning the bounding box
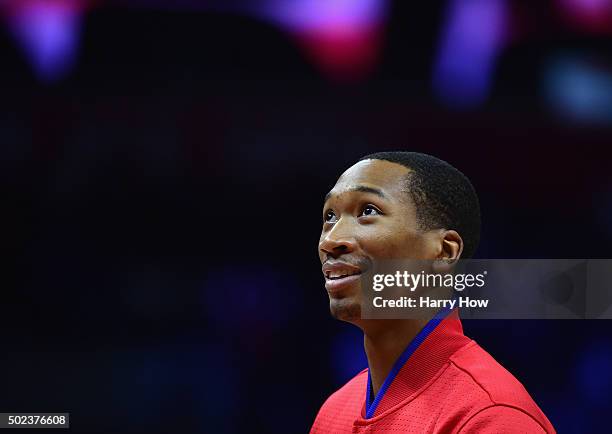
[324,185,388,203]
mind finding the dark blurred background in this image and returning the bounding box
[2,0,612,433]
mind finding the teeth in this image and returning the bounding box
[326,270,360,279]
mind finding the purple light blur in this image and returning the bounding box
[433,0,508,108]
[7,0,82,82]
[561,0,612,15]
[263,0,387,32]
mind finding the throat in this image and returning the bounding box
[363,320,427,397]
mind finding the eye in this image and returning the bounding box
[360,205,382,217]
[324,209,337,223]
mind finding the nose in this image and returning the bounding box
[319,220,357,258]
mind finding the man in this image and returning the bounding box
[311,152,555,433]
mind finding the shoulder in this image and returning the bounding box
[449,341,541,408]
[457,405,553,433]
[448,341,555,433]
[310,369,368,433]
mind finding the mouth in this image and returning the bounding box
[323,265,363,295]
[324,269,362,280]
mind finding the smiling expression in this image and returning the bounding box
[319,159,441,323]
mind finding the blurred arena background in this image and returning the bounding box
[2,0,612,432]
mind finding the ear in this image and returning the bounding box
[431,230,463,273]
[440,230,463,261]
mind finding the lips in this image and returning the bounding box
[322,261,363,294]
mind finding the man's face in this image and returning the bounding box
[319,159,437,322]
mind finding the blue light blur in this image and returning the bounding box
[109,342,237,433]
[576,340,612,405]
[331,325,367,384]
[201,265,304,331]
[433,0,508,108]
[544,55,612,124]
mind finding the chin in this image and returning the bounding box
[329,297,362,322]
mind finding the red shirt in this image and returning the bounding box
[310,309,555,433]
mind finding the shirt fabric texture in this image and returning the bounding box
[310,309,556,433]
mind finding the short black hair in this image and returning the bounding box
[358,151,481,258]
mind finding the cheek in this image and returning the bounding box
[360,223,424,259]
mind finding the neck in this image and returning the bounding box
[363,319,428,397]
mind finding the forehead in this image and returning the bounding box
[330,159,411,199]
